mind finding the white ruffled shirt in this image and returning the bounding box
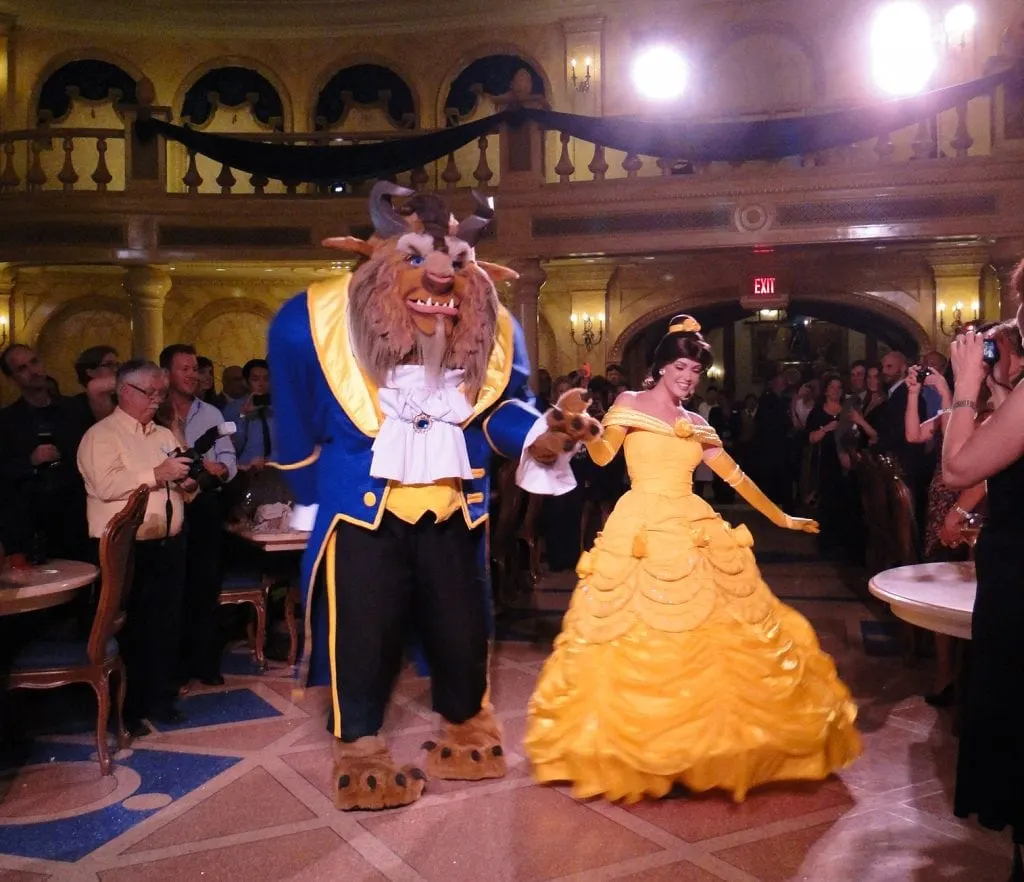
[288,366,575,531]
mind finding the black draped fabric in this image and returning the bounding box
[136,67,1015,183]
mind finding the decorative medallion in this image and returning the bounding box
[734,203,773,233]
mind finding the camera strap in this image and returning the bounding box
[258,411,272,457]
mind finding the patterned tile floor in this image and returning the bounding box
[0,507,1011,881]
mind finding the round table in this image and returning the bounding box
[0,560,100,615]
[868,561,976,640]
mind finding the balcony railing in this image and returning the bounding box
[0,84,1003,199]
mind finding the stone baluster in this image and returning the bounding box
[57,136,78,192]
[26,140,47,191]
[588,143,608,181]
[409,165,429,189]
[874,130,894,164]
[249,172,268,195]
[183,150,202,193]
[910,120,936,160]
[554,131,574,182]
[284,180,299,196]
[92,138,113,191]
[472,136,493,187]
[0,141,19,192]
[621,152,642,178]
[951,102,974,157]
[441,152,461,189]
[216,162,236,195]
[656,157,673,176]
[123,266,172,360]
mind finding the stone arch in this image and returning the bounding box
[34,295,132,393]
[434,44,552,127]
[28,50,149,126]
[180,298,275,373]
[701,20,826,115]
[310,54,421,130]
[609,289,930,363]
[172,57,294,131]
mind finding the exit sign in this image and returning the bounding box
[753,276,776,295]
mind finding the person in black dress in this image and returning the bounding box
[942,286,1024,880]
[805,374,846,553]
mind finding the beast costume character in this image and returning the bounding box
[268,183,600,811]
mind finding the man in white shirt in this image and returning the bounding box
[77,360,194,734]
[160,343,237,688]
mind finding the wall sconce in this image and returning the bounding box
[570,57,592,93]
[0,314,7,348]
[570,311,604,351]
[938,299,978,337]
[706,363,724,381]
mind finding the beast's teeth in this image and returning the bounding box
[425,297,434,306]
[448,298,455,308]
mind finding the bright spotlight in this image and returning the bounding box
[871,1,936,95]
[631,45,688,102]
[945,3,976,43]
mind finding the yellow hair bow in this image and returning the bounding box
[669,317,701,334]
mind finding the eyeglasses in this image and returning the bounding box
[99,359,120,369]
[125,382,166,401]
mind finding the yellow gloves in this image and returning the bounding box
[708,451,819,534]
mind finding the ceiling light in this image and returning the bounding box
[871,2,936,95]
[945,4,976,43]
[632,45,688,102]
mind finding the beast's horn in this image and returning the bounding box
[454,190,493,247]
[369,180,414,238]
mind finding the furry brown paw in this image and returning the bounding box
[528,389,603,464]
[422,708,508,781]
[332,735,426,811]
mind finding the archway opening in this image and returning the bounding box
[622,297,925,396]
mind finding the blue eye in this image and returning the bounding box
[408,254,425,267]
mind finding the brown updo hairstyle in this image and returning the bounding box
[644,314,714,389]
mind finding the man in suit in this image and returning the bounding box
[875,351,930,528]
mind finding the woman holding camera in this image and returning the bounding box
[943,283,1024,878]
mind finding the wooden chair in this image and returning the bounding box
[8,486,149,775]
[218,572,269,671]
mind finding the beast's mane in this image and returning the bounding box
[347,247,499,399]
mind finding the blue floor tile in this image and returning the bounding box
[0,742,238,862]
[152,688,282,732]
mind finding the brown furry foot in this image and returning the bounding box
[422,707,508,781]
[332,735,426,811]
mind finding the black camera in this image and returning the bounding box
[252,393,271,408]
[915,367,928,383]
[169,422,236,492]
[982,339,1000,367]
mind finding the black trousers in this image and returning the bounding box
[328,512,487,742]
[121,533,186,721]
[180,491,224,680]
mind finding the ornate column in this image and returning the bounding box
[123,265,172,360]
[994,261,1019,320]
[509,258,546,379]
[0,264,15,348]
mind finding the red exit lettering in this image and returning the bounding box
[753,276,776,295]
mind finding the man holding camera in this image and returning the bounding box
[223,359,273,468]
[160,344,237,688]
[77,360,195,733]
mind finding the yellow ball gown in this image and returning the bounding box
[524,406,861,804]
